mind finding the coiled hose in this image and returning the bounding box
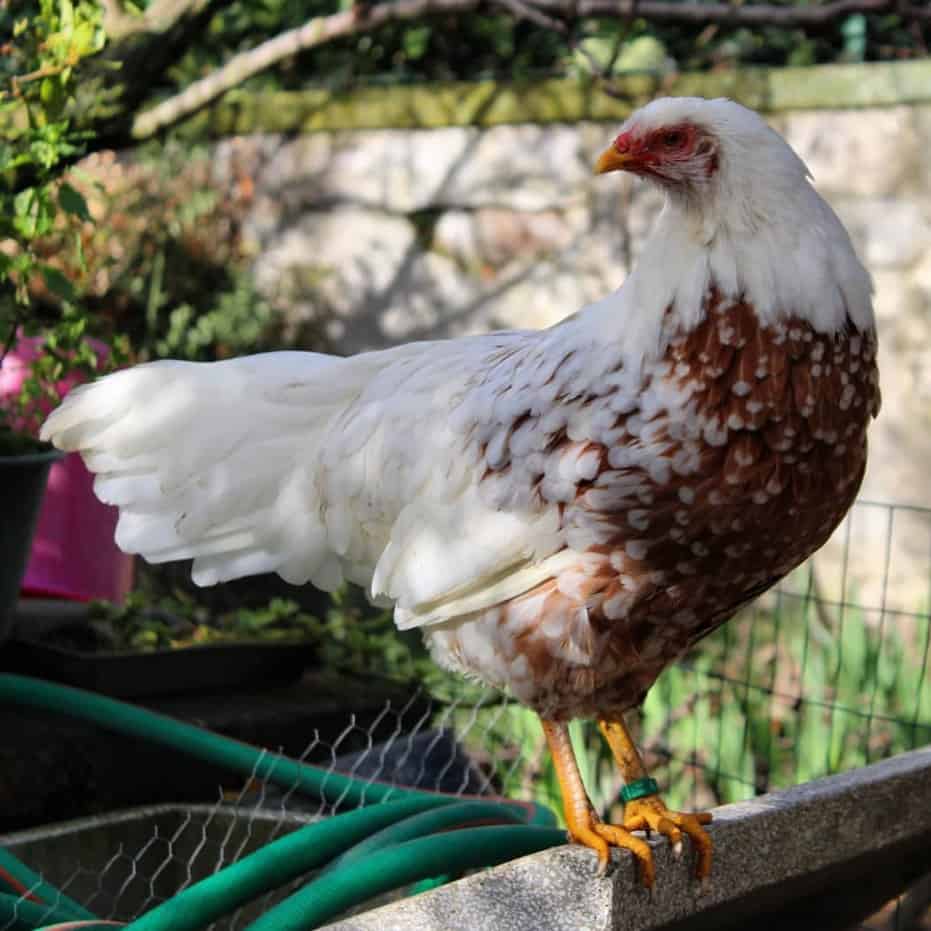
[0,675,564,931]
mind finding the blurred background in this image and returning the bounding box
[1,2,930,928]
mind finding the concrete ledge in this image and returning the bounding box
[324,745,931,931]
[188,60,931,136]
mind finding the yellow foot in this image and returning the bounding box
[566,811,656,886]
[622,795,713,881]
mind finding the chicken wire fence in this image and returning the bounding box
[3,497,931,929]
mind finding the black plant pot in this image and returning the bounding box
[0,448,62,643]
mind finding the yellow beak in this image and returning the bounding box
[594,146,632,175]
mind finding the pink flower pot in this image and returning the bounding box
[0,337,134,603]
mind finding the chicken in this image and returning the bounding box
[42,96,880,885]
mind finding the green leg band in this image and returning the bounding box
[620,777,659,804]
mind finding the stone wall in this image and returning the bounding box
[219,102,931,610]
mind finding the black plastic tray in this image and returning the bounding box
[3,637,317,698]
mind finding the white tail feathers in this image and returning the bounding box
[40,352,359,589]
[41,334,575,631]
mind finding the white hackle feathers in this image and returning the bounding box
[595,97,873,364]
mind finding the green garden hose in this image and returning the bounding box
[119,797,455,931]
[320,799,529,875]
[0,674,562,931]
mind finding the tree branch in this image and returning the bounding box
[131,0,484,139]
[4,0,239,195]
[131,0,929,139]
[100,0,227,43]
[493,0,567,33]
[100,0,221,39]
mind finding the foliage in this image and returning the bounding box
[82,592,321,650]
[181,1,928,96]
[82,585,438,682]
[40,142,286,363]
[4,129,288,415]
[150,272,278,360]
[0,0,111,449]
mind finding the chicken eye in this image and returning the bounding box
[661,130,686,148]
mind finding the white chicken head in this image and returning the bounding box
[595,96,812,237]
[591,96,874,338]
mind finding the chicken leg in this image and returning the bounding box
[541,718,655,886]
[598,716,713,881]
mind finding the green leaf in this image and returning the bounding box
[13,188,42,238]
[40,77,56,105]
[403,26,431,61]
[60,0,75,33]
[71,21,96,57]
[58,182,91,221]
[72,229,86,272]
[40,264,76,301]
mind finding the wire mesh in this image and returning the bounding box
[646,498,931,812]
[2,498,930,929]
